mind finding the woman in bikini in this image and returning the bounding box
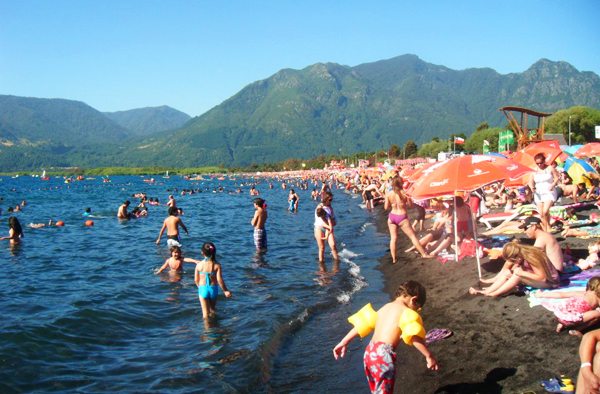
[385,178,431,262]
[469,241,559,297]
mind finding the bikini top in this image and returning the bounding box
[197,260,216,285]
[347,303,426,346]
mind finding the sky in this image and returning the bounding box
[1,0,599,117]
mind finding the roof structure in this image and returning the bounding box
[500,106,553,149]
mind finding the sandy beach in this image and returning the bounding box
[373,206,596,393]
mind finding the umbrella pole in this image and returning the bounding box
[471,205,482,279]
[454,195,458,262]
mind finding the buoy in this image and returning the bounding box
[85,220,94,227]
[55,220,65,227]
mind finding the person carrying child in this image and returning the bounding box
[185,242,232,319]
[315,206,332,240]
[535,277,600,334]
[333,280,439,393]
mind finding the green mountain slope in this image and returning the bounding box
[1,55,599,170]
[129,55,600,167]
[104,106,191,136]
[0,95,129,145]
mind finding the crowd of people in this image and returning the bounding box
[3,151,600,393]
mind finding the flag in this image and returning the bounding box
[482,140,490,154]
[498,130,514,151]
[454,136,465,145]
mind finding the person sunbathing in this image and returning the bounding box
[561,214,600,238]
[469,242,559,297]
[534,277,600,334]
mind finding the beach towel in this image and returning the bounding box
[527,268,600,308]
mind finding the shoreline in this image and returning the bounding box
[372,207,591,393]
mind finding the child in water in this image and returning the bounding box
[535,276,600,334]
[333,280,439,393]
[185,242,232,319]
[155,246,186,278]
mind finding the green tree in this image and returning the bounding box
[388,144,401,158]
[546,106,600,144]
[417,140,448,158]
[476,122,490,132]
[403,140,418,158]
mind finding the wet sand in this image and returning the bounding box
[374,207,596,393]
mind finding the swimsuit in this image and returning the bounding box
[254,228,267,250]
[197,269,219,300]
[541,297,594,325]
[533,167,557,203]
[363,341,397,394]
[388,212,408,225]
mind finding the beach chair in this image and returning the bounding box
[478,204,536,229]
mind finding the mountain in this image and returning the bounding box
[127,55,600,167]
[104,106,191,137]
[0,95,129,146]
[1,55,599,170]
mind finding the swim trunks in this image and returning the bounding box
[167,235,181,248]
[388,212,408,225]
[254,228,267,250]
[363,341,397,394]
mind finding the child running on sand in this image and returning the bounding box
[333,280,438,393]
[185,242,232,319]
[535,276,600,334]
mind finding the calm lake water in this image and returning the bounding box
[0,175,394,393]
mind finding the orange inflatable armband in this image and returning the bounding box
[347,303,378,338]
[398,308,426,345]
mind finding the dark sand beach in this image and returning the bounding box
[373,207,597,393]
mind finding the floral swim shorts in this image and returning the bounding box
[363,341,397,394]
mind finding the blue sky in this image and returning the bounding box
[1,0,599,117]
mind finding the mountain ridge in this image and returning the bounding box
[1,55,599,170]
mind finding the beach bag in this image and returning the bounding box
[458,238,486,261]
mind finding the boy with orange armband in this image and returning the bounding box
[333,281,439,394]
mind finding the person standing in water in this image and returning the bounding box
[1,216,23,245]
[185,242,232,319]
[251,198,268,251]
[117,200,130,219]
[314,191,339,264]
[288,189,299,212]
[156,207,189,247]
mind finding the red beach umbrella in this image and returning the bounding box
[480,155,534,187]
[406,155,507,199]
[575,142,600,158]
[406,155,503,273]
[521,140,563,164]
